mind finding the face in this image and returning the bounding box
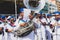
[29,13,33,20]
[47,16,51,18]
[19,12,24,18]
[2,17,6,22]
[42,14,46,18]
[55,15,60,18]
[3,19,6,22]
[10,18,14,23]
[36,14,42,18]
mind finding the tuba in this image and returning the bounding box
[14,20,34,37]
[14,0,45,37]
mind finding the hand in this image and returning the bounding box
[57,23,60,26]
[8,29,13,32]
[20,23,27,27]
[50,24,54,28]
[0,28,3,31]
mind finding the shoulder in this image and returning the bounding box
[58,20,60,24]
[41,18,47,22]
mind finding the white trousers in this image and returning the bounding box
[36,28,42,40]
[46,26,52,40]
[2,32,7,40]
[53,26,60,40]
[17,31,35,40]
[0,34,3,40]
[41,25,46,40]
[35,25,46,40]
[7,33,17,40]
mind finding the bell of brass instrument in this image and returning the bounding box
[23,0,45,12]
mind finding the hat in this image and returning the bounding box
[1,16,6,19]
[52,11,60,15]
[47,14,52,16]
[20,8,24,12]
[40,12,43,14]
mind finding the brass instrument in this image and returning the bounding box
[14,0,45,37]
[14,20,34,37]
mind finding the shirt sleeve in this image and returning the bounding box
[58,20,60,24]
[50,19,57,26]
[6,24,13,30]
[0,23,4,28]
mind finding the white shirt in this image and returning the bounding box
[23,8,31,22]
[0,23,4,28]
[41,18,48,24]
[6,23,15,31]
[58,20,60,24]
[50,16,57,26]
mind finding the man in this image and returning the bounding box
[52,12,60,40]
[46,14,53,40]
[0,16,7,40]
[14,8,35,40]
[40,13,47,40]
[33,12,47,40]
[0,16,4,40]
[33,12,43,40]
[5,16,17,40]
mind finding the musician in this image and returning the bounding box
[5,16,17,40]
[33,12,43,40]
[0,16,4,40]
[52,12,60,40]
[33,12,47,40]
[0,16,8,40]
[40,13,48,40]
[46,14,53,40]
[14,8,35,40]
[14,8,31,30]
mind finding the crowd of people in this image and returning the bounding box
[0,8,60,40]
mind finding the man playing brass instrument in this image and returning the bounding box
[14,8,35,40]
[51,12,60,40]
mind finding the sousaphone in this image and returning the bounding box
[14,0,45,37]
